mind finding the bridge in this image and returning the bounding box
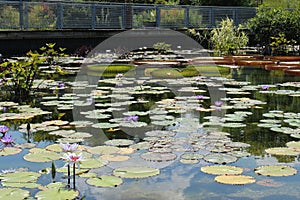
[0,1,257,56]
[0,1,256,30]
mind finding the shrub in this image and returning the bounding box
[210,17,248,56]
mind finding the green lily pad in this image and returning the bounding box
[0,147,22,156]
[0,188,30,200]
[104,139,134,147]
[265,147,299,156]
[23,148,60,162]
[181,153,203,160]
[92,123,119,129]
[204,153,238,164]
[286,141,300,149]
[254,165,297,176]
[257,123,281,128]
[113,167,160,178]
[222,123,246,128]
[80,158,109,169]
[201,165,243,175]
[214,175,255,185]
[86,176,123,187]
[0,171,41,183]
[2,181,41,188]
[130,142,151,150]
[35,188,79,200]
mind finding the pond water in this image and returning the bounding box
[1,58,300,200]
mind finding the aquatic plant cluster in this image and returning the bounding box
[0,54,299,199]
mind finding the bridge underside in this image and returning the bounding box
[0,29,125,56]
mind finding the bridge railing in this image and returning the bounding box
[0,1,257,30]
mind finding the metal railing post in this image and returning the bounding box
[19,1,24,30]
[209,7,215,28]
[184,6,189,28]
[56,2,63,29]
[156,5,160,28]
[24,2,28,30]
[91,3,96,30]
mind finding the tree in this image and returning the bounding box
[247,6,300,55]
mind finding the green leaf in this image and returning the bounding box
[0,188,30,200]
[201,165,243,175]
[86,176,123,187]
[35,188,79,200]
[113,167,160,178]
[255,165,297,177]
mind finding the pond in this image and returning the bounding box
[1,32,300,199]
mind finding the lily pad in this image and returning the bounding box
[214,175,255,185]
[0,147,22,156]
[0,171,41,183]
[254,165,297,176]
[265,147,299,156]
[0,188,30,200]
[113,167,160,178]
[204,153,237,164]
[23,148,60,162]
[286,141,300,149]
[201,165,243,175]
[104,139,134,147]
[86,175,123,187]
[35,187,79,200]
[80,158,109,169]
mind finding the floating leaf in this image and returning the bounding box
[23,148,60,162]
[201,165,243,175]
[214,175,255,185]
[204,153,237,164]
[222,123,246,128]
[35,188,79,200]
[0,171,41,183]
[265,147,299,156]
[92,123,119,129]
[80,158,109,169]
[104,139,134,147]
[286,141,300,149]
[86,176,123,187]
[255,165,297,177]
[2,181,40,188]
[0,147,22,156]
[113,167,160,178]
[0,188,30,200]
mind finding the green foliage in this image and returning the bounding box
[27,4,56,29]
[262,0,300,8]
[153,42,172,53]
[210,18,248,56]
[247,7,300,55]
[0,43,67,102]
[270,33,296,55]
[0,5,19,29]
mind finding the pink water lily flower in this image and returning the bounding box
[60,143,78,152]
[1,134,14,146]
[0,125,9,134]
[115,73,123,79]
[123,115,139,122]
[261,85,269,90]
[62,152,83,168]
[196,95,204,100]
[214,100,223,107]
